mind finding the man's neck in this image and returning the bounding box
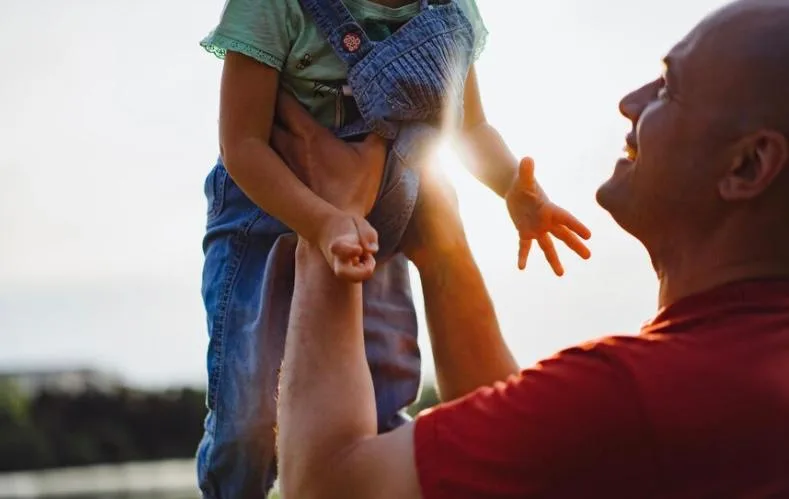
[654,227,789,309]
[657,258,789,309]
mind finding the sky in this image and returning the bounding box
[0,0,728,388]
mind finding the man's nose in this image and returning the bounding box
[618,79,660,123]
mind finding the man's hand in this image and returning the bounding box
[271,91,387,281]
[506,157,592,276]
[400,152,468,271]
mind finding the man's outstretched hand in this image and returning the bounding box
[399,152,468,271]
[271,91,387,281]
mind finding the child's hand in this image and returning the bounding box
[317,212,380,282]
[505,157,591,276]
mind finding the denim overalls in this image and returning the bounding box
[197,1,475,496]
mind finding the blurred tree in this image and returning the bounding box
[407,383,440,417]
[0,381,54,470]
[0,381,438,472]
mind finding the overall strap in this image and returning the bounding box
[298,0,375,67]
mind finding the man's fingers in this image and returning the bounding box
[518,238,532,270]
[270,124,290,155]
[551,226,591,260]
[270,124,292,158]
[537,234,564,276]
[276,91,318,138]
[362,132,387,148]
[361,132,388,161]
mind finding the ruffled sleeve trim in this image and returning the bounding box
[199,31,284,71]
[472,25,488,62]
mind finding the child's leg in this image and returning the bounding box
[197,161,291,499]
[361,130,429,430]
[362,253,422,431]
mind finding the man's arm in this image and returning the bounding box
[276,154,516,498]
[402,163,520,401]
[279,243,647,499]
[272,94,422,499]
[278,242,422,499]
[417,246,520,401]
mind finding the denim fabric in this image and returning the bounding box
[304,0,474,140]
[197,1,475,497]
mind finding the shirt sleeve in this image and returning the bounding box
[199,0,295,70]
[413,340,652,498]
[454,0,489,61]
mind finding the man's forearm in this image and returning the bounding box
[417,245,519,401]
[457,122,518,198]
[277,242,377,497]
[223,139,339,244]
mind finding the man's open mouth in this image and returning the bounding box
[624,144,638,161]
[624,134,638,161]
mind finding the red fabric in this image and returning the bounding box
[415,279,789,498]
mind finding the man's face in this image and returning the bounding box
[596,17,739,252]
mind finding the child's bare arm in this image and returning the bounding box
[455,66,519,198]
[219,52,377,280]
[219,51,341,243]
[455,65,591,275]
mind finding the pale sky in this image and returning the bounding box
[0,0,727,387]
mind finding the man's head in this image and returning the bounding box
[597,0,789,267]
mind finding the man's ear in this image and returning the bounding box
[718,130,788,201]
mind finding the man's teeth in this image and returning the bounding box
[624,145,637,161]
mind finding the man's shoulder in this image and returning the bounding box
[414,335,655,499]
[528,333,690,401]
[540,333,656,374]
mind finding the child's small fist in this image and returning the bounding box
[318,213,379,282]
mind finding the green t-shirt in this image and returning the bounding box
[201,0,488,129]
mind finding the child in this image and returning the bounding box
[197,0,590,497]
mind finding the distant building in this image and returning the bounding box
[0,368,123,396]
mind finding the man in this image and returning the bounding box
[272,0,789,496]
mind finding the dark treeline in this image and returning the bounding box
[0,383,205,472]
[0,381,439,472]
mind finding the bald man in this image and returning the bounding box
[272,1,789,497]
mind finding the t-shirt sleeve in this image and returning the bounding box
[455,0,489,61]
[199,0,295,70]
[413,340,652,498]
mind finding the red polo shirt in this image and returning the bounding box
[414,279,789,498]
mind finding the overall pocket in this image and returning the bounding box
[204,160,228,221]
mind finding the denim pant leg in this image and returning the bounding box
[363,253,422,432]
[196,154,424,496]
[197,163,290,499]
